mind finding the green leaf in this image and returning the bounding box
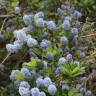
[32,0,39,3]
[45,67,52,76]
[72,67,80,74]
[15,73,25,81]
[11,0,19,7]
[61,66,71,76]
[30,57,37,68]
[34,16,39,26]
[46,48,52,52]
[23,58,37,70]
[23,62,33,70]
[61,62,85,78]
[52,50,57,56]
[93,5,96,10]
[72,72,82,77]
[63,79,71,84]
[68,88,76,96]
[33,48,42,56]
[62,93,67,96]
[75,93,83,96]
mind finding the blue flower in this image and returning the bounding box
[27,38,38,47]
[35,11,44,18]
[10,70,20,81]
[14,40,23,47]
[75,22,80,26]
[61,4,65,10]
[19,87,30,96]
[65,16,72,21]
[79,87,86,94]
[19,81,30,96]
[48,84,57,95]
[47,21,56,31]
[57,8,64,16]
[21,68,31,79]
[46,52,54,60]
[62,20,70,30]
[44,77,52,87]
[36,77,44,87]
[60,36,68,46]
[73,61,80,67]
[6,44,21,53]
[79,51,86,58]
[40,41,47,49]
[61,84,69,91]
[79,77,87,83]
[31,87,40,96]
[21,27,30,34]
[76,84,81,90]
[19,81,30,88]
[42,32,48,38]
[14,7,21,14]
[54,67,61,76]
[13,29,27,42]
[58,57,67,66]
[66,54,73,62]
[71,28,78,36]
[21,94,30,96]
[73,10,82,19]
[14,42,23,50]
[39,92,46,96]
[63,46,69,52]
[85,91,92,96]
[40,39,51,49]
[23,15,32,25]
[69,6,75,14]
[36,18,44,28]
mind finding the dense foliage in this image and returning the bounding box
[0,0,96,96]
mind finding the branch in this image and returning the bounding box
[0,53,11,65]
[0,18,7,34]
[0,14,15,18]
[81,33,96,38]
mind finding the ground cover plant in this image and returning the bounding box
[0,0,96,96]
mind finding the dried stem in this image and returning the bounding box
[0,14,15,18]
[91,51,96,56]
[86,51,96,59]
[81,73,93,88]
[81,33,96,38]
[0,18,7,34]
[0,53,11,65]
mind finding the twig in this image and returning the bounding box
[86,55,96,59]
[81,73,93,88]
[81,33,96,38]
[0,14,15,18]
[0,53,11,65]
[85,51,96,59]
[90,51,96,56]
[0,18,7,34]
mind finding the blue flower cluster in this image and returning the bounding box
[7,2,95,96]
